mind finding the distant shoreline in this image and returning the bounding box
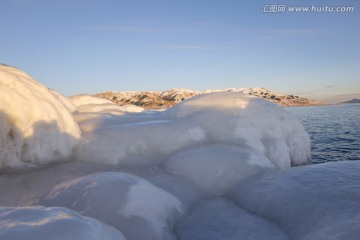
[93,87,324,110]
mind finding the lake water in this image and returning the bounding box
[287,104,360,164]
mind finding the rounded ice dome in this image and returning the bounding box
[231,161,360,240]
[165,144,275,195]
[0,65,81,169]
[41,172,185,240]
[0,206,126,240]
[165,92,311,168]
[69,94,115,107]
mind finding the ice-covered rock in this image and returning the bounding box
[41,172,184,240]
[76,92,310,168]
[76,103,126,115]
[176,198,289,240]
[70,94,127,115]
[0,65,81,169]
[76,116,207,165]
[121,104,144,113]
[0,65,319,239]
[231,161,360,240]
[69,94,114,107]
[0,206,126,240]
[165,92,311,168]
[165,144,274,195]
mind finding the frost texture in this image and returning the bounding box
[41,172,184,240]
[0,206,126,240]
[0,65,81,168]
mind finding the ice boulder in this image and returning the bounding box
[69,94,114,107]
[164,92,311,168]
[0,206,126,240]
[76,103,126,115]
[75,117,207,165]
[69,94,126,115]
[121,104,144,113]
[165,144,274,195]
[41,172,184,240]
[231,161,360,240]
[176,198,289,240]
[0,65,81,169]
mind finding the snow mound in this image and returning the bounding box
[69,94,127,115]
[0,65,81,169]
[231,161,360,240]
[176,198,289,240]
[41,172,184,240]
[76,92,309,168]
[0,206,126,240]
[121,104,144,112]
[165,92,311,168]
[50,89,77,113]
[77,103,126,115]
[76,117,207,165]
[69,94,114,107]
[165,144,274,195]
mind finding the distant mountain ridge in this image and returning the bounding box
[94,87,322,109]
[341,98,360,104]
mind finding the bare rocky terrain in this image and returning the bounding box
[94,87,322,110]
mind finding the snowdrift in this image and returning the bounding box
[0,65,81,168]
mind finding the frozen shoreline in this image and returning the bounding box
[1,65,359,240]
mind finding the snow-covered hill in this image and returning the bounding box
[95,87,322,109]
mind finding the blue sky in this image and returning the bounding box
[1,0,359,102]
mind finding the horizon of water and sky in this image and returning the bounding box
[0,0,359,103]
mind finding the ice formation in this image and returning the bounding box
[0,65,81,168]
[176,198,289,240]
[75,92,310,168]
[41,172,184,240]
[165,144,274,195]
[4,65,353,240]
[164,92,311,168]
[69,94,115,107]
[231,161,360,240]
[0,206,126,240]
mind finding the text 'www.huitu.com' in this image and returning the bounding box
[262,5,354,13]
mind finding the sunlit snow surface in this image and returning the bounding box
[0,65,81,168]
[1,65,360,240]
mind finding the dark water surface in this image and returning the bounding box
[287,104,360,164]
